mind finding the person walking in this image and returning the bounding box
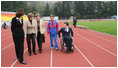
[35,13,45,54]
[24,13,37,56]
[47,15,59,50]
[11,8,27,64]
[73,17,77,27]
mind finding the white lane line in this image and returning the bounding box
[1,43,14,51]
[75,32,117,57]
[10,60,18,67]
[10,48,28,67]
[70,24,116,43]
[80,30,116,44]
[88,29,116,38]
[50,50,53,67]
[1,36,11,42]
[75,45,94,67]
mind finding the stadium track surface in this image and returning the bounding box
[1,21,117,67]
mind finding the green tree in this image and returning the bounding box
[43,3,50,16]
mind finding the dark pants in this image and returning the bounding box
[50,33,58,48]
[37,32,43,51]
[26,33,36,54]
[73,22,76,27]
[13,36,24,63]
[63,36,72,50]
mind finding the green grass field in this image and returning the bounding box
[69,20,117,36]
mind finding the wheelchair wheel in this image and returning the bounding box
[62,43,67,53]
[60,39,64,51]
[71,46,74,52]
[71,37,74,52]
[60,44,64,51]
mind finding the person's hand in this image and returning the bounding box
[24,34,26,38]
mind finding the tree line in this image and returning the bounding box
[1,1,117,19]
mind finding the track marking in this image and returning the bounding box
[50,50,53,67]
[79,30,116,44]
[69,23,116,43]
[75,32,117,57]
[59,21,116,37]
[1,43,14,51]
[10,48,28,67]
[10,60,17,67]
[75,45,94,67]
[88,29,116,38]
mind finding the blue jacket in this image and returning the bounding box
[47,20,59,35]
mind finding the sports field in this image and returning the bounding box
[69,20,117,36]
[1,21,117,67]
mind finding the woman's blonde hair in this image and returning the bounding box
[28,13,34,19]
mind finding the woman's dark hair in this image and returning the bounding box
[16,8,24,18]
[64,22,69,26]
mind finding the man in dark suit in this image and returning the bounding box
[73,17,77,27]
[58,22,73,51]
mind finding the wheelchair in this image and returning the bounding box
[60,37,74,53]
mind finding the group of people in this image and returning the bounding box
[24,13,45,56]
[11,8,74,65]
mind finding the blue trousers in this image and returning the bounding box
[50,34,58,48]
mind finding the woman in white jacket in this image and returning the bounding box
[24,13,37,56]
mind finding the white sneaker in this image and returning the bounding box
[55,48,58,51]
[51,47,53,50]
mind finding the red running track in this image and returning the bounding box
[1,21,117,67]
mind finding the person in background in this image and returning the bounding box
[73,17,77,27]
[2,22,8,29]
[47,15,59,50]
[35,13,45,54]
[11,8,27,64]
[24,13,37,56]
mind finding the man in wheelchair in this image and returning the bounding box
[58,22,74,52]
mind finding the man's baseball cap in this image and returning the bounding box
[35,13,40,16]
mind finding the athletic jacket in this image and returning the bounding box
[47,20,59,35]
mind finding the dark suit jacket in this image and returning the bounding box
[73,18,77,23]
[58,27,73,38]
[11,17,24,37]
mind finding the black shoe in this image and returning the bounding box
[33,52,37,55]
[39,50,42,54]
[29,54,31,56]
[20,61,27,65]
